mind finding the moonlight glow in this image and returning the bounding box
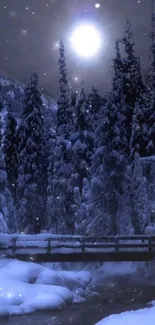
[70,24,102,58]
[95,3,101,9]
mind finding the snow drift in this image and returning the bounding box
[95,304,155,325]
[0,259,93,316]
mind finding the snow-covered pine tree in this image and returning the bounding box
[122,21,145,155]
[0,170,18,233]
[50,137,75,234]
[130,87,148,159]
[144,25,155,156]
[88,86,102,132]
[125,153,150,234]
[71,84,94,193]
[49,41,76,233]
[16,72,46,233]
[43,105,56,230]
[147,16,155,93]
[3,104,18,200]
[0,104,17,233]
[0,96,5,170]
[91,50,128,235]
[48,42,76,233]
[0,108,2,168]
[57,40,73,138]
[50,83,94,233]
[75,84,88,131]
[0,211,7,233]
[0,95,3,112]
[45,118,58,230]
[46,153,57,232]
[0,104,8,233]
[73,178,92,235]
[88,173,111,236]
[123,21,145,107]
[113,38,124,77]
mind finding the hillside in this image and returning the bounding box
[0,74,57,122]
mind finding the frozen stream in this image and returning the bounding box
[2,277,155,325]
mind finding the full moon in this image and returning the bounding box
[70,24,102,58]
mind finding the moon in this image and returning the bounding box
[70,24,102,58]
[95,3,100,9]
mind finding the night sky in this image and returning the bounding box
[0,0,152,98]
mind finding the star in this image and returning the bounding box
[21,29,28,36]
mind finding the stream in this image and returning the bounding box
[1,276,155,325]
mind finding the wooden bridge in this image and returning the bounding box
[1,234,155,262]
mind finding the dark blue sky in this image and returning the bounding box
[0,0,152,97]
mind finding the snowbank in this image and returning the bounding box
[95,305,155,324]
[0,260,93,316]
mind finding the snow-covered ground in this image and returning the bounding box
[95,304,155,324]
[0,259,93,316]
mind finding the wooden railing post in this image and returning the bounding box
[148,238,152,253]
[115,236,119,252]
[81,237,85,252]
[47,238,51,254]
[12,238,17,255]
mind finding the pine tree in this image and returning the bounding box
[88,86,102,132]
[3,105,18,199]
[73,178,92,235]
[91,57,128,235]
[113,39,124,77]
[71,85,94,193]
[122,21,145,155]
[130,90,148,159]
[0,97,5,170]
[0,97,17,233]
[0,95,3,112]
[57,40,73,138]
[113,25,145,158]
[0,107,3,169]
[87,174,110,236]
[16,72,46,233]
[75,84,89,132]
[0,170,18,233]
[50,42,75,233]
[147,20,155,93]
[123,21,144,109]
[44,106,57,230]
[50,137,75,234]
[144,26,155,156]
[0,211,8,233]
[126,153,150,234]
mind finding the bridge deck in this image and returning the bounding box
[6,251,155,263]
[1,234,155,262]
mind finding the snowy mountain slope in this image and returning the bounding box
[0,74,57,120]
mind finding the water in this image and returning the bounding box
[1,278,155,325]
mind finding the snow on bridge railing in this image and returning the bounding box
[1,234,155,241]
[1,234,155,256]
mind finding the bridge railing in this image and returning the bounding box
[1,235,155,256]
